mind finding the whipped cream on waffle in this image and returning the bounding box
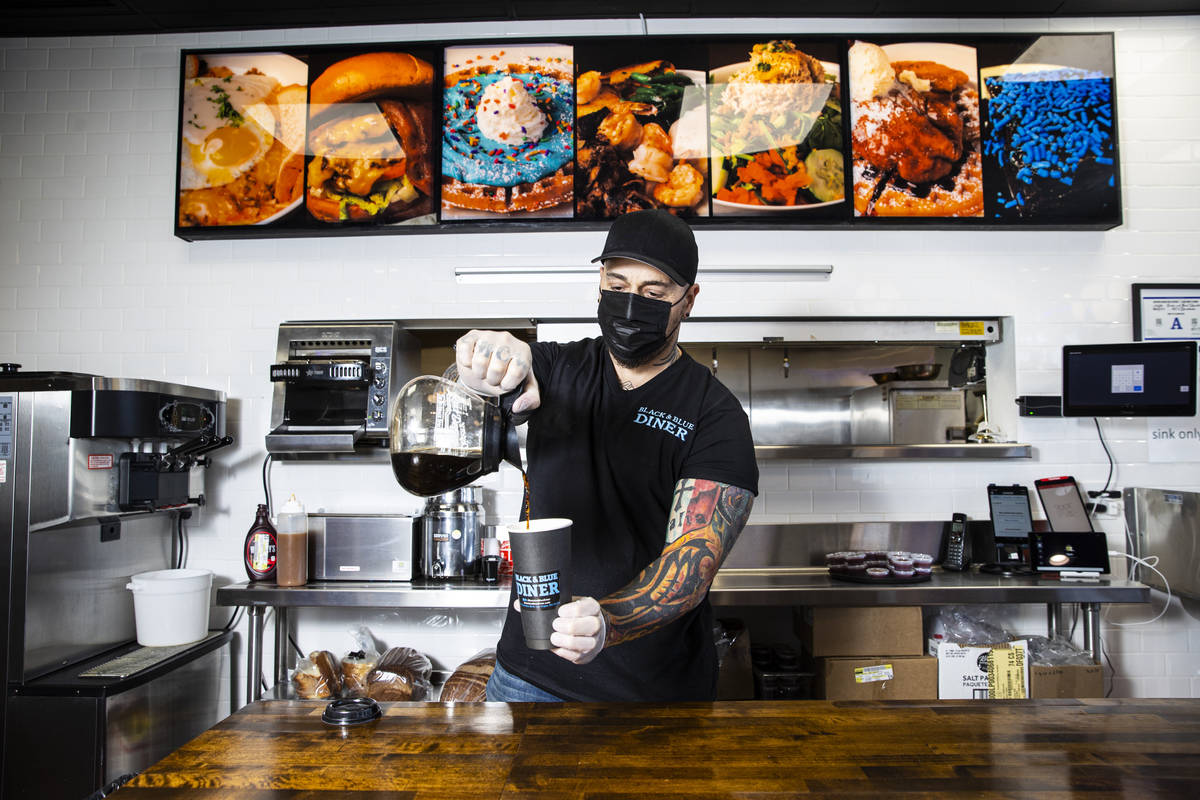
[476,75,548,146]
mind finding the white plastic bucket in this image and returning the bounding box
[126,568,212,647]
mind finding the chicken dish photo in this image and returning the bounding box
[848,41,983,218]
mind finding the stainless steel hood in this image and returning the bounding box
[539,316,1029,459]
[538,317,1003,345]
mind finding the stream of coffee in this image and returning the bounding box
[521,469,531,529]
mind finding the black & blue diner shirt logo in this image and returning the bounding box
[634,406,695,441]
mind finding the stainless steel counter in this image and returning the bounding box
[216,570,1147,609]
[218,569,1150,705]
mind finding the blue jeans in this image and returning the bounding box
[486,660,563,702]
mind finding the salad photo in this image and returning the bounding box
[708,40,845,214]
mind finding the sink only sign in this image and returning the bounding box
[1149,420,1200,462]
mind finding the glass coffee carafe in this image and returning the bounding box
[390,375,524,497]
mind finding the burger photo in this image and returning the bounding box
[305,51,436,224]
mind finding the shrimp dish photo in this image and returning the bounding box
[575,58,709,218]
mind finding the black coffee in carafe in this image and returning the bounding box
[390,450,482,497]
[389,376,524,497]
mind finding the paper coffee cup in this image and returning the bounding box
[507,518,572,650]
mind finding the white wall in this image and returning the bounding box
[2,15,1198,707]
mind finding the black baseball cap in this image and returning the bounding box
[591,209,698,287]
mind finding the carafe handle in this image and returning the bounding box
[499,383,533,427]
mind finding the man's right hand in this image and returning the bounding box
[455,330,541,414]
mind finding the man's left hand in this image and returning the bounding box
[550,597,607,665]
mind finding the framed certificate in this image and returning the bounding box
[1132,283,1200,341]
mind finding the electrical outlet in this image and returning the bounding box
[1095,499,1121,519]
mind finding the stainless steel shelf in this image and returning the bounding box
[217,579,513,609]
[708,568,1149,607]
[753,443,1033,459]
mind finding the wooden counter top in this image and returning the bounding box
[117,698,1199,798]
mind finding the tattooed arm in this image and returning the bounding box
[602,478,754,646]
[547,478,754,663]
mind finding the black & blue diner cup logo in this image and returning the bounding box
[515,570,562,610]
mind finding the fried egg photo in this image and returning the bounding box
[180,73,279,190]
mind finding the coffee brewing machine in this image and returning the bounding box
[1,365,231,799]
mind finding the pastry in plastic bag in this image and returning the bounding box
[293,650,342,699]
[341,626,381,698]
[440,649,495,702]
[342,649,379,698]
[367,646,433,701]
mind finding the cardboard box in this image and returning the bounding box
[819,656,938,701]
[796,606,924,658]
[936,640,1030,699]
[1030,664,1104,698]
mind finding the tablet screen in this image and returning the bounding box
[988,489,1034,541]
[1037,480,1094,532]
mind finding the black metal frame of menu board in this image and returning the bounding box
[173,32,1121,242]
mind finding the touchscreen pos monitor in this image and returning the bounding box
[1062,341,1197,417]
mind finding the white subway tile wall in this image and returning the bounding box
[2,16,1199,710]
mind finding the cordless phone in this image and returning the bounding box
[943,512,970,571]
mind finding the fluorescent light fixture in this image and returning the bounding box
[455,265,833,284]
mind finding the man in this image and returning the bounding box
[456,209,758,702]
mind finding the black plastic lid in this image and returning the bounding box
[321,697,382,726]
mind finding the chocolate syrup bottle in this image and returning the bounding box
[244,503,277,581]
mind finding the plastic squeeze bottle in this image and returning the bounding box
[244,504,277,581]
[275,493,308,587]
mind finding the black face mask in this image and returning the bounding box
[597,289,687,368]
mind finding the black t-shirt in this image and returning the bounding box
[495,337,758,701]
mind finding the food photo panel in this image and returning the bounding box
[977,34,1120,224]
[707,39,846,218]
[441,43,575,220]
[176,52,308,229]
[573,39,710,219]
[847,39,983,218]
[304,49,438,226]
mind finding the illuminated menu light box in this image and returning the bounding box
[173,33,1121,242]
